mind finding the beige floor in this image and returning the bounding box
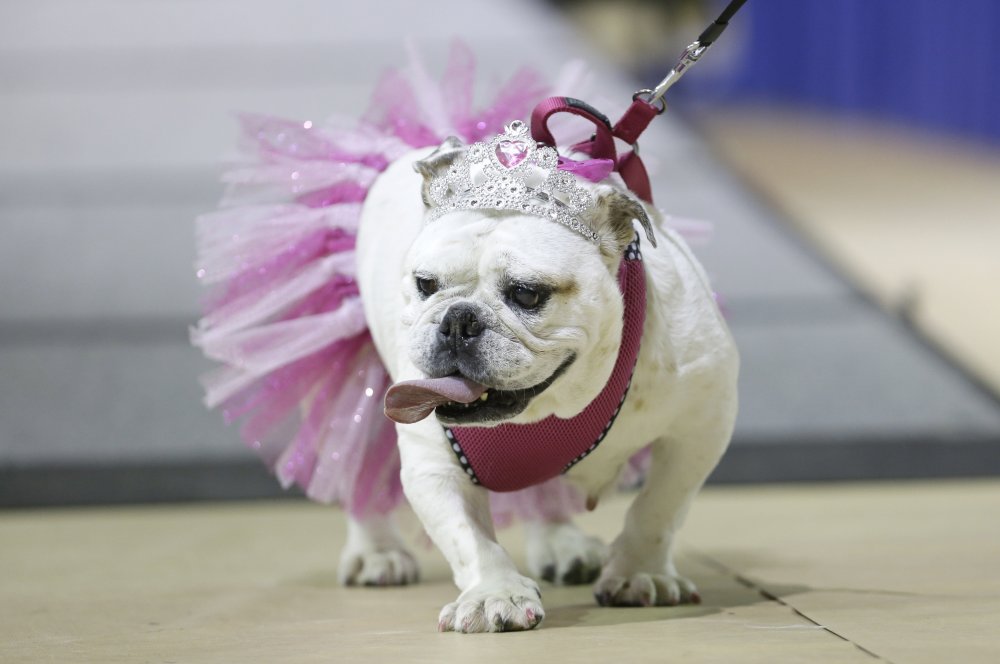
[2,481,998,663]
[699,108,1000,396]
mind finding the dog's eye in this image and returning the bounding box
[509,285,542,310]
[415,277,439,298]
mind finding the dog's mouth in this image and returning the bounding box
[384,355,575,426]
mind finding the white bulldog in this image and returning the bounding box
[352,126,739,633]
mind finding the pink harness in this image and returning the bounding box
[446,236,646,492]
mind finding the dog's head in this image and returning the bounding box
[385,136,654,427]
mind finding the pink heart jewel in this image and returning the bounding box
[495,139,530,169]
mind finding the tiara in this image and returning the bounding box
[425,121,601,243]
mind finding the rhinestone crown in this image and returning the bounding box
[425,121,600,243]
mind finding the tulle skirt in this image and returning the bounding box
[193,43,627,522]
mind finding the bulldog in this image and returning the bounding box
[352,121,739,633]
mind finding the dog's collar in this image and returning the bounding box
[445,233,646,492]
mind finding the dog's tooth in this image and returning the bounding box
[480,393,489,402]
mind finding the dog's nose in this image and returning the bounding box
[439,303,482,342]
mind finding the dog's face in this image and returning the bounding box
[401,211,620,425]
[395,139,653,427]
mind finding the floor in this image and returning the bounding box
[3,480,997,663]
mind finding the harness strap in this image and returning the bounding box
[530,95,658,203]
[615,149,653,204]
[530,96,616,160]
[612,97,660,145]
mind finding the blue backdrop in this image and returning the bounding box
[666,0,1000,143]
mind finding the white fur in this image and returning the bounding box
[337,514,419,587]
[355,147,739,630]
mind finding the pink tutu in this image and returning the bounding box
[192,43,609,522]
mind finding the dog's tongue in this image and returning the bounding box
[384,376,487,424]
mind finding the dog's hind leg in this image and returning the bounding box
[337,512,420,587]
[524,520,606,586]
[593,412,735,607]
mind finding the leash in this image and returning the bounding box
[531,0,748,203]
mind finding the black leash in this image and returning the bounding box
[635,0,749,112]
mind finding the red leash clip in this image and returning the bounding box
[530,95,660,203]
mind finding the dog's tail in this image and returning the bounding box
[191,43,580,519]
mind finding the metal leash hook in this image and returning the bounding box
[531,0,748,204]
[634,41,709,114]
[636,0,747,113]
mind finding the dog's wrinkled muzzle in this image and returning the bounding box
[384,376,487,424]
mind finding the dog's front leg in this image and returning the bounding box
[398,425,544,633]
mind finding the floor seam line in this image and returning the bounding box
[690,549,896,663]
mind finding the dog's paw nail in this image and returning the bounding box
[596,571,697,608]
[526,523,605,587]
[339,547,420,588]
[689,592,702,605]
[442,575,544,633]
[561,558,586,585]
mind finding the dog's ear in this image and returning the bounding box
[585,187,657,257]
[413,136,465,207]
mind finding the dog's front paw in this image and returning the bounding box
[338,547,420,587]
[526,522,605,586]
[593,571,700,607]
[438,574,544,633]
